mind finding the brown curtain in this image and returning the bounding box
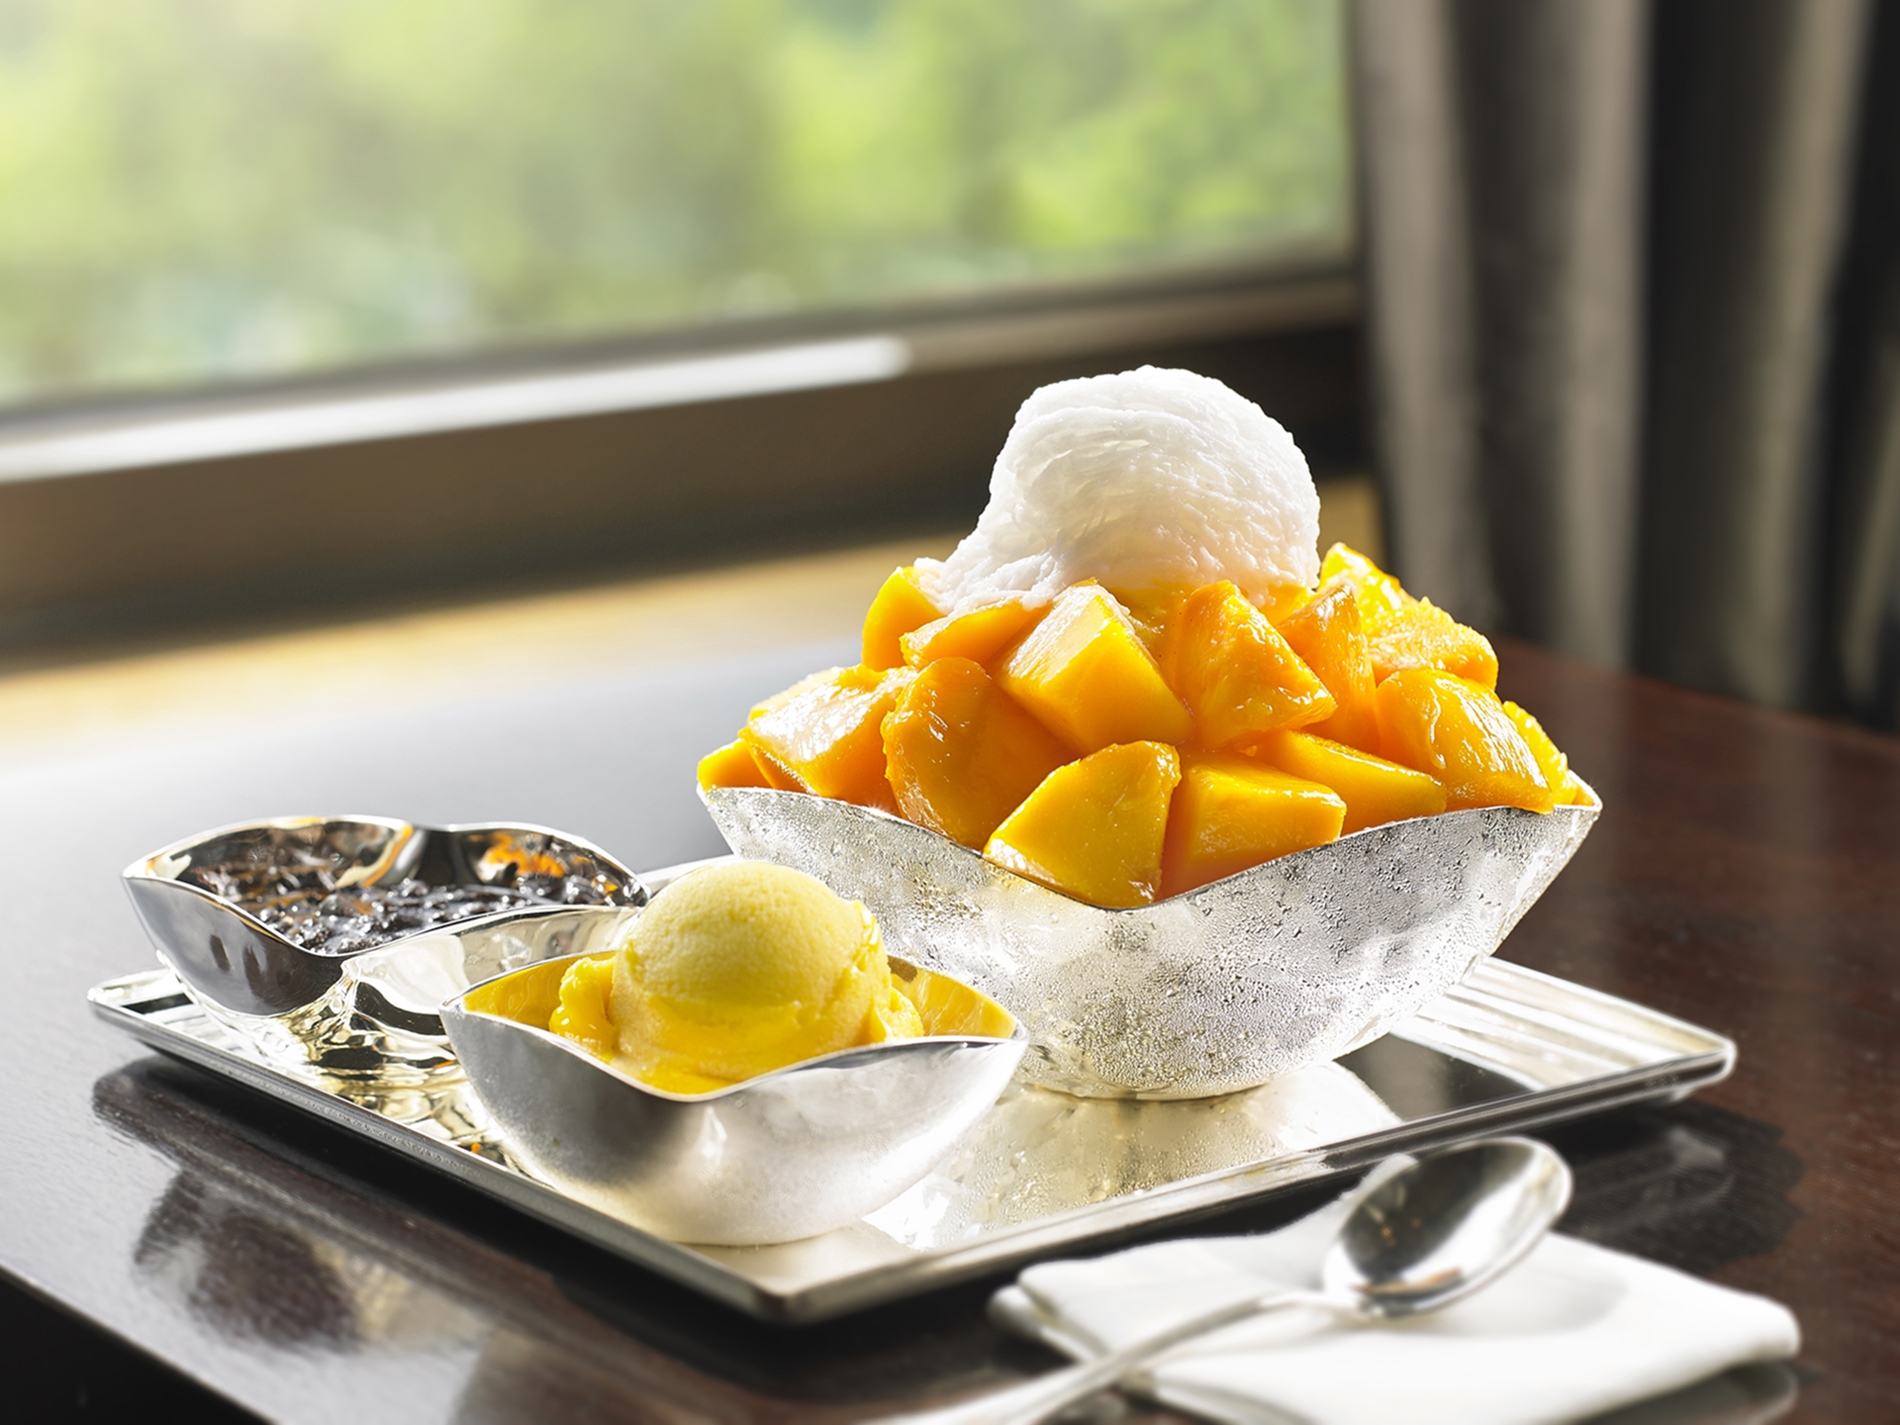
[1349,0,1900,726]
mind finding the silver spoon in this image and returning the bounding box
[882,1136,1572,1425]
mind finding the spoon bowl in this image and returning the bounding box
[1327,1136,1574,1315]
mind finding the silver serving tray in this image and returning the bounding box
[89,855,1733,1324]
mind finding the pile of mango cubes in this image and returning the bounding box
[699,545,1590,909]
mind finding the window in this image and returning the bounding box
[0,0,1360,649]
[0,0,1349,406]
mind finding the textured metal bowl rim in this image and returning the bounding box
[444,951,1027,1104]
[699,782,1601,912]
[122,812,648,968]
[704,783,1601,1097]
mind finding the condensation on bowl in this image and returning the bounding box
[704,786,1598,1100]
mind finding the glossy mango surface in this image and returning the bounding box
[1250,728,1446,834]
[750,667,840,721]
[1319,543,1411,633]
[696,739,773,791]
[862,566,942,670]
[996,583,1191,754]
[1317,544,1498,688]
[1503,699,1566,790]
[882,657,1071,848]
[984,740,1181,907]
[740,665,915,810]
[1159,751,1346,897]
[1375,669,1554,812]
[1167,580,1335,749]
[1273,575,1379,750]
[900,600,1039,669]
[1367,597,1499,689]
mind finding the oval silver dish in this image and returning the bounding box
[122,815,646,1081]
[442,947,1027,1245]
[702,785,1599,1100]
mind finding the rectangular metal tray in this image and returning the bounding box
[90,948,1733,1324]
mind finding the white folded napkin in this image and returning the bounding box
[991,1192,1799,1425]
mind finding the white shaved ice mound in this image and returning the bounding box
[918,367,1320,615]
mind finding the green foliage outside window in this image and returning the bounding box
[0,0,1349,403]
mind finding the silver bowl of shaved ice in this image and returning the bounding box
[704,367,1598,1097]
[704,786,1597,1100]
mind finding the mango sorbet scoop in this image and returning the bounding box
[548,863,923,1094]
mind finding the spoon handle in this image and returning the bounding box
[878,1288,1342,1425]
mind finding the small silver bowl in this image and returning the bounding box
[442,943,1026,1245]
[122,815,646,1081]
[703,785,1600,1100]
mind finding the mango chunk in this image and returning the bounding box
[1119,583,1313,655]
[1273,575,1379,750]
[1367,597,1499,689]
[1375,669,1554,812]
[984,741,1181,907]
[744,668,851,789]
[1160,751,1346,897]
[1250,729,1447,835]
[862,566,943,670]
[1502,700,1569,796]
[1508,704,1592,803]
[1166,581,1336,749]
[750,667,841,721]
[996,583,1191,754]
[882,658,1072,847]
[740,665,915,810]
[1317,543,1497,686]
[1112,585,1192,656]
[900,599,1039,669]
[1320,543,1411,634]
[696,739,773,791]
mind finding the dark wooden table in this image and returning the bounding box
[1,628,1894,1423]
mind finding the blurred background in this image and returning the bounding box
[0,0,1894,726]
[0,0,1348,394]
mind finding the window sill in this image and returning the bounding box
[0,264,1364,654]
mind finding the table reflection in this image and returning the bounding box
[1545,1102,1805,1276]
[90,1058,1044,1412]
[92,1049,1807,1423]
[98,1064,490,1361]
[136,1174,361,1350]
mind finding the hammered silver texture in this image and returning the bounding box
[442,950,1028,1245]
[703,787,1599,1100]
